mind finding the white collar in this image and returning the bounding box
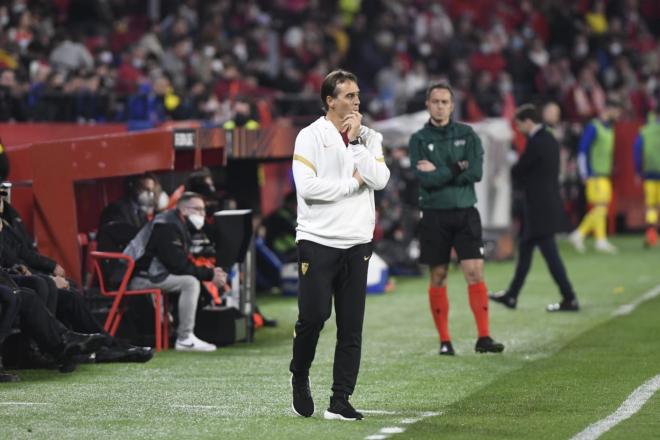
[529,124,543,138]
[319,116,339,131]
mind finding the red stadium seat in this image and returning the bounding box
[90,251,168,352]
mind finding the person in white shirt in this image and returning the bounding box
[289,70,390,421]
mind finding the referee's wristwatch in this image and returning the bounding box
[349,136,363,145]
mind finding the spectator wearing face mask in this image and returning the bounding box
[100,174,157,230]
[124,192,227,352]
[222,96,260,131]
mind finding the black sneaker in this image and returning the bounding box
[263,317,278,328]
[60,331,107,358]
[96,345,154,363]
[439,341,455,356]
[0,356,19,382]
[546,299,580,312]
[0,370,19,382]
[58,360,78,374]
[488,291,517,309]
[475,336,505,353]
[324,395,363,421]
[291,374,314,417]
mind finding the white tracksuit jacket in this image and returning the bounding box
[292,116,390,249]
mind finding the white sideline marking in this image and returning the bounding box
[380,427,405,434]
[613,284,660,316]
[358,409,399,415]
[170,404,223,409]
[363,410,441,439]
[0,402,51,406]
[570,374,660,440]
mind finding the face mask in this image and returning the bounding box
[136,190,154,207]
[99,51,113,64]
[188,213,205,230]
[575,43,588,58]
[419,42,432,57]
[529,51,548,67]
[156,191,169,210]
[211,59,224,74]
[234,113,249,127]
[609,42,622,56]
[203,45,216,58]
[233,43,247,62]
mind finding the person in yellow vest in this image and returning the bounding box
[633,111,660,247]
[222,97,260,131]
[568,99,622,253]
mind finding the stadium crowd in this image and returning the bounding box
[1,0,658,236]
[0,0,657,124]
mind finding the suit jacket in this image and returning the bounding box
[511,126,563,239]
[0,222,57,274]
[1,203,34,251]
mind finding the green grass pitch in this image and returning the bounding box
[1,236,659,439]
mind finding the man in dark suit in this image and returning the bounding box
[489,104,579,312]
[99,174,157,229]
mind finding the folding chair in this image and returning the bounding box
[90,251,168,351]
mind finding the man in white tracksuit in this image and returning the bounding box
[289,70,390,421]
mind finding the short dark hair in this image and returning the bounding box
[186,167,211,185]
[320,69,358,112]
[515,104,541,123]
[125,173,155,196]
[186,167,215,196]
[177,192,204,208]
[425,83,454,101]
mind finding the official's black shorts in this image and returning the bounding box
[418,207,484,266]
